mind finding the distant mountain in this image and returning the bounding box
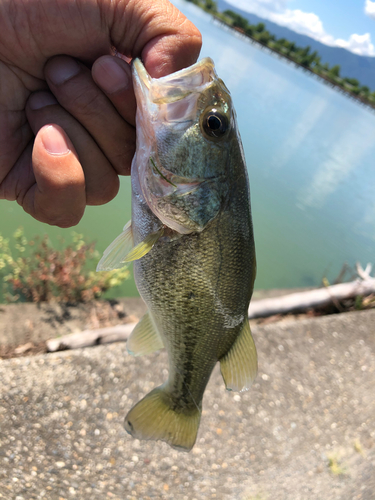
[217,0,375,90]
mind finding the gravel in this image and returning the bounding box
[0,309,374,500]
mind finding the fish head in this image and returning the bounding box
[132,58,240,234]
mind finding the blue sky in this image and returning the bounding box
[225,0,375,56]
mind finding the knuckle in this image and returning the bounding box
[87,177,120,206]
[175,15,202,52]
[70,88,104,119]
[188,23,202,49]
[45,210,84,228]
[54,215,83,228]
[111,144,135,175]
[35,197,84,228]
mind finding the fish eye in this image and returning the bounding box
[201,107,229,140]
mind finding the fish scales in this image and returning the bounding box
[97,57,257,451]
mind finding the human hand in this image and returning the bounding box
[0,0,201,227]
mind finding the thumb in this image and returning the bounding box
[24,125,86,227]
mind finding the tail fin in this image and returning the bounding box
[124,386,201,451]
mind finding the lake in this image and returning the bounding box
[1,0,375,299]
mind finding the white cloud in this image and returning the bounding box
[227,0,289,17]
[270,9,338,46]
[225,0,375,56]
[336,33,375,56]
[298,126,373,210]
[365,0,375,20]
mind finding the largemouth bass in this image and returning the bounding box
[98,57,257,451]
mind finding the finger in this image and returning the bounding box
[23,124,86,228]
[141,22,202,78]
[109,0,202,77]
[26,90,120,205]
[0,142,35,203]
[0,64,34,193]
[44,55,135,176]
[92,55,136,126]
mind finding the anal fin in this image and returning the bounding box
[219,320,258,392]
[127,312,164,356]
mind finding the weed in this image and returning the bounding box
[0,228,129,303]
[354,439,365,456]
[327,454,346,476]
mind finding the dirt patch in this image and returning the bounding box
[0,340,47,359]
[0,297,147,359]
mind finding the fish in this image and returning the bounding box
[97,57,257,451]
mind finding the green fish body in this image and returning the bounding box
[98,58,257,451]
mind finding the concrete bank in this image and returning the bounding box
[0,309,374,500]
[0,290,307,352]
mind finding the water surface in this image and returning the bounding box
[1,0,374,298]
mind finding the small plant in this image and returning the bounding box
[0,228,129,303]
[327,454,346,476]
[354,439,365,456]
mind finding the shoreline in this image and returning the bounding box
[213,18,375,113]
[0,286,367,359]
[191,5,375,113]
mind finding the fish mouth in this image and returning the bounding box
[132,58,217,107]
[132,58,224,137]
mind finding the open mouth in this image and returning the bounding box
[132,58,217,106]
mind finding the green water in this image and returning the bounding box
[0,177,138,299]
[1,0,375,300]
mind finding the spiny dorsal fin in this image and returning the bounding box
[219,320,258,392]
[97,222,163,271]
[124,386,201,451]
[127,312,164,356]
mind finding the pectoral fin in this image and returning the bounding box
[219,320,258,392]
[97,221,133,271]
[97,222,164,271]
[127,312,164,356]
[123,227,164,262]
